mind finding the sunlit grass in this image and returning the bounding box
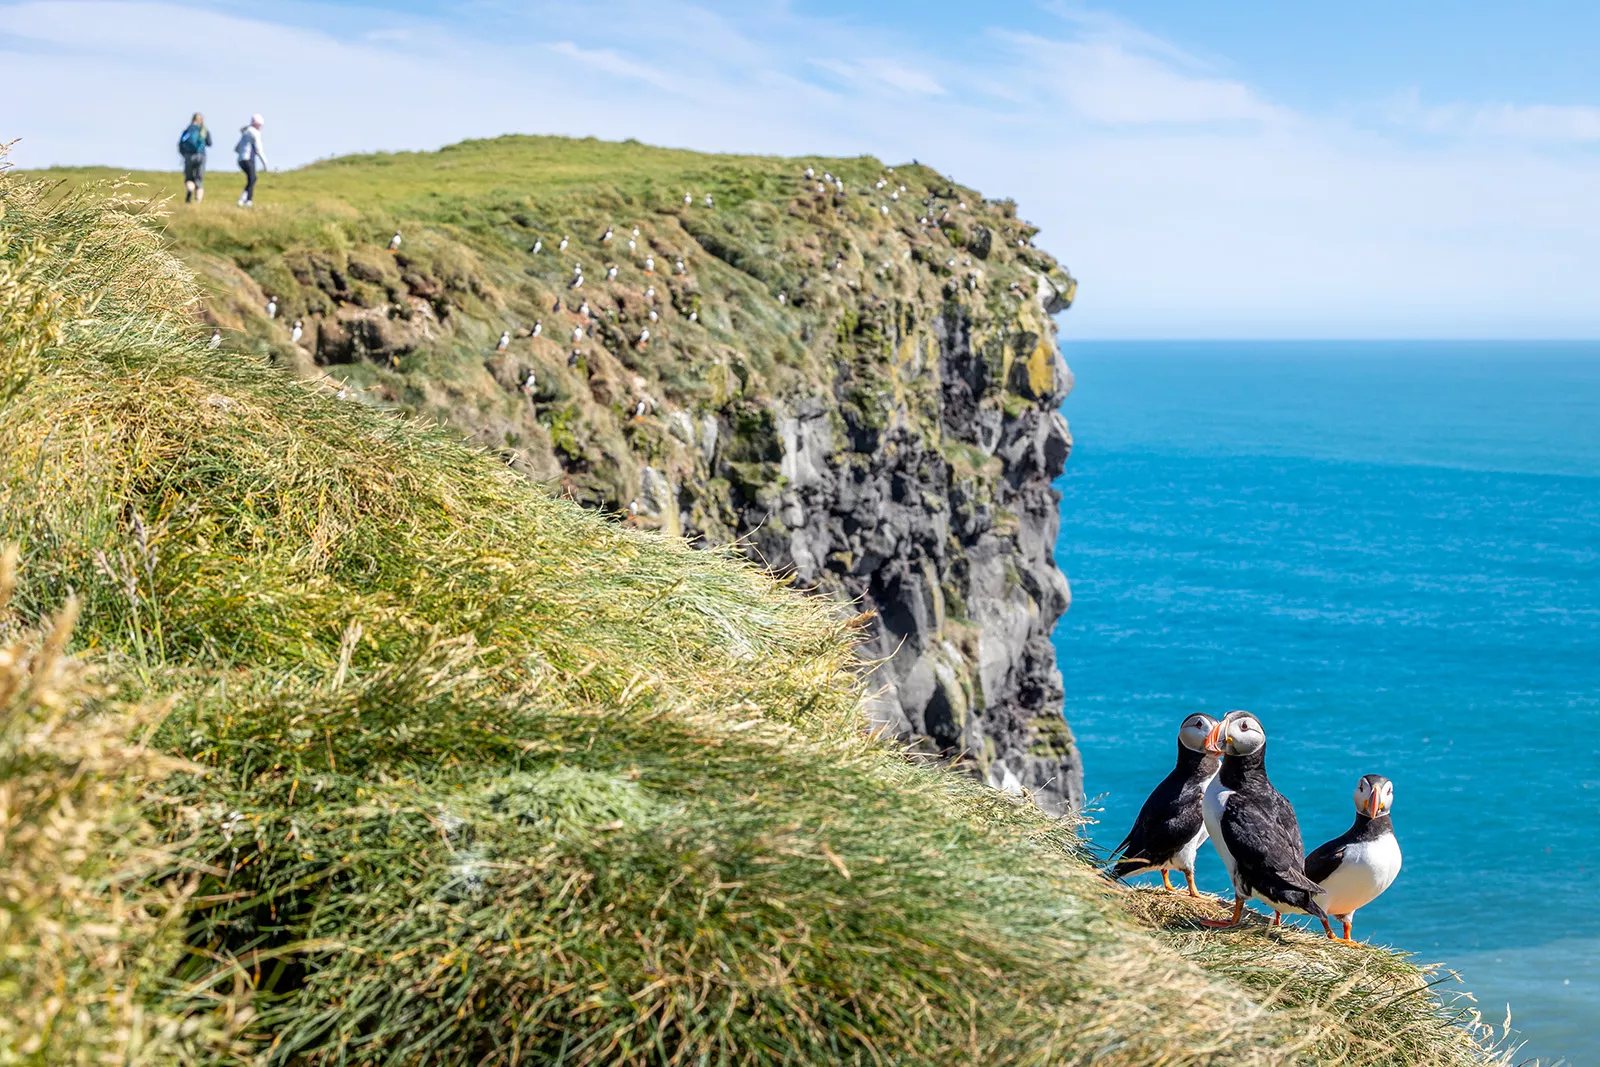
[1,147,1510,1066]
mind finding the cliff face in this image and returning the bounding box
[175,136,1082,810]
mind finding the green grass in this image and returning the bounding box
[1,145,1511,1066]
[31,135,1071,524]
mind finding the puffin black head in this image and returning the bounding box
[1354,774,1394,819]
[1178,713,1218,753]
[1205,710,1265,758]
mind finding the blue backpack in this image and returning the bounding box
[178,124,206,157]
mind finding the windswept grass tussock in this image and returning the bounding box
[0,153,1509,1065]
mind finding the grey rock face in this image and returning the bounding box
[701,301,1082,814]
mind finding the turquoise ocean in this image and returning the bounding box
[1054,341,1600,1066]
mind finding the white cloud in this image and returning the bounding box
[547,41,675,90]
[2,0,1599,337]
[997,33,1288,126]
[1391,90,1600,143]
[813,57,945,97]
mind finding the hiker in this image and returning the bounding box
[177,112,212,203]
[235,114,268,207]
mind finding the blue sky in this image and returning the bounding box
[4,0,1600,339]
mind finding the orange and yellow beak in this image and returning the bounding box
[1204,720,1226,756]
[1368,792,1383,818]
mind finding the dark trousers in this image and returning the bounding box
[183,154,205,200]
[239,158,257,203]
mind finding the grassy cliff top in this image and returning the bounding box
[2,142,1505,1066]
[35,136,1074,514]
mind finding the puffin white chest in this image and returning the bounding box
[1202,775,1238,880]
[1316,832,1402,916]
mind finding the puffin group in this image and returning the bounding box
[1110,711,1401,941]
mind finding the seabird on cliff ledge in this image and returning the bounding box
[1201,712,1332,935]
[389,230,402,251]
[1109,713,1218,896]
[1306,775,1402,941]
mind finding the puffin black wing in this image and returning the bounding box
[1111,768,1206,877]
[1304,836,1348,885]
[1220,786,1328,917]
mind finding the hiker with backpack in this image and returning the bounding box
[177,112,212,203]
[235,114,268,207]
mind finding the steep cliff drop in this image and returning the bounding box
[174,136,1084,811]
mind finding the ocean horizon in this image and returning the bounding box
[1054,339,1600,1066]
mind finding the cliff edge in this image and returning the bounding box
[152,136,1083,809]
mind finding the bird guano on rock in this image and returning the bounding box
[1201,711,1333,935]
[1306,775,1402,941]
[1110,713,1218,896]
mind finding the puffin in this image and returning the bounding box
[208,328,221,349]
[290,319,303,344]
[531,238,542,254]
[648,309,658,322]
[1109,713,1219,895]
[530,320,542,338]
[601,226,613,243]
[606,265,618,280]
[558,235,569,251]
[265,295,277,320]
[637,327,650,347]
[389,230,402,251]
[1201,711,1332,934]
[683,192,692,205]
[1305,775,1402,941]
[645,256,655,274]
[645,286,655,300]
[496,330,510,352]
[520,369,536,397]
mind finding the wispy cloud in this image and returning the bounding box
[812,57,945,97]
[1390,90,1600,143]
[547,41,675,90]
[997,32,1289,126]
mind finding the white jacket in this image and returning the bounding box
[235,126,268,168]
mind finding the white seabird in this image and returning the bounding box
[389,231,402,251]
[265,296,277,319]
[209,328,221,349]
[290,320,303,344]
[497,331,510,352]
